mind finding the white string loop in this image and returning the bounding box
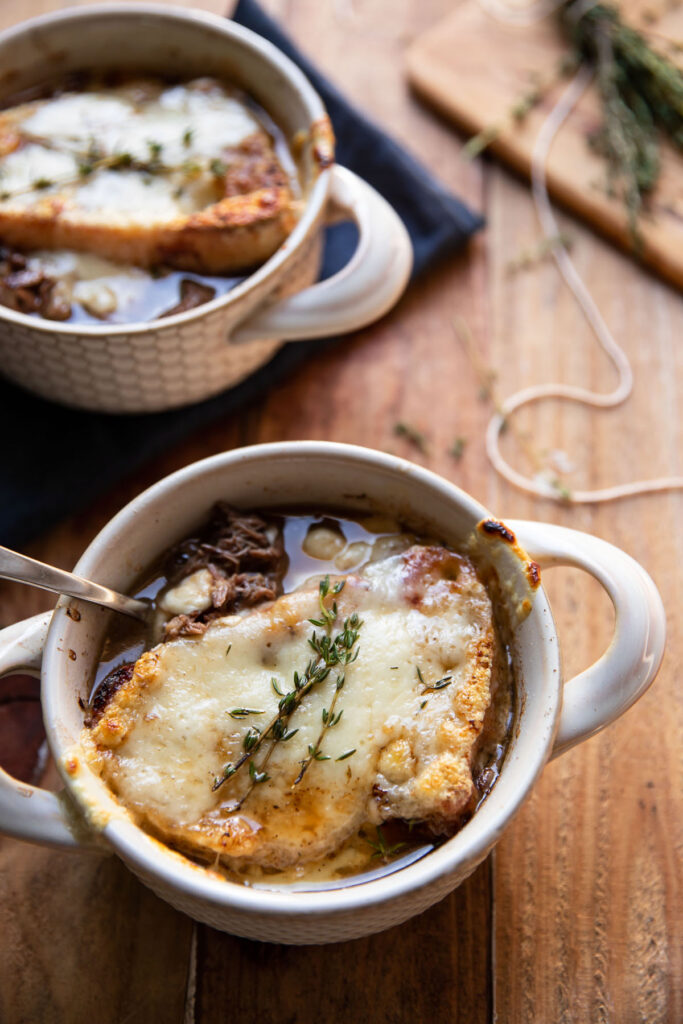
[482,58,683,503]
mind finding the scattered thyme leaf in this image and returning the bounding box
[210,157,227,177]
[421,675,453,694]
[229,708,265,719]
[248,762,270,784]
[449,437,467,461]
[182,127,193,148]
[336,748,356,761]
[551,478,573,502]
[365,825,407,861]
[462,124,500,160]
[505,233,573,275]
[110,152,133,169]
[393,421,428,454]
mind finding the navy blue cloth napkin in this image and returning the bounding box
[0,0,482,548]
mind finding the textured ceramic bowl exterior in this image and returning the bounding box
[0,6,412,413]
[0,444,666,943]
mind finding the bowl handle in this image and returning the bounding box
[507,521,666,758]
[0,613,90,848]
[229,164,413,344]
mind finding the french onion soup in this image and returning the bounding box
[0,74,303,324]
[81,506,515,889]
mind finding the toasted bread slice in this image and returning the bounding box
[0,78,299,273]
[83,546,499,871]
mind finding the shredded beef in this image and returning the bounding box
[162,503,286,639]
[87,506,286,722]
[159,278,216,318]
[0,246,71,320]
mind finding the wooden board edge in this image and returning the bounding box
[405,44,683,292]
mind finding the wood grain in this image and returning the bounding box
[0,1,680,1022]
[196,865,492,1024]
[406,0,683,288]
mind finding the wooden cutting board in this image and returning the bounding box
[406,0,683,289]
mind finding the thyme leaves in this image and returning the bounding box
[421,675,453,694]
[393,421,428,454]
[365,825,407,862]
[212,576,362,806]
[336,748,356,761]
[209,157,227,178]
[448,437,467,461]
[415,666,453,703]
[293,600,362,786]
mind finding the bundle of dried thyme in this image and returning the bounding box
[565,1,683,239]
[466,1,683,241]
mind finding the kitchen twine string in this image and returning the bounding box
[472,0,683,503]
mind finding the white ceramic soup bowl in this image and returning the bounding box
[0,5,412,413]
[0,443,665,943]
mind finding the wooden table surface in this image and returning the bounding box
[0,1,680,1021]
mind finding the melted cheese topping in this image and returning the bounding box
[84,546,498,871]
[0,79,261,222]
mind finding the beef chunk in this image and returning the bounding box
[162,503,286,639]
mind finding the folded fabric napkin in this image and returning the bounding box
[0,0,482,548]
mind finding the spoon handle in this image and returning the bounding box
[0,546,148,621]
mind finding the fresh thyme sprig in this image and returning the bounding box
[211,577,362,806]
[365,825,407,862]
[0,128,230,202]
[293,674,346,785]
[293,580,361,786]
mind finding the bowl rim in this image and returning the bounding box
[0,2,332,338]
[43,441,562,919]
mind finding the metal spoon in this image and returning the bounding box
[0,546,149,622]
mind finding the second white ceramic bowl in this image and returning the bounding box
[0,6,412,413]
